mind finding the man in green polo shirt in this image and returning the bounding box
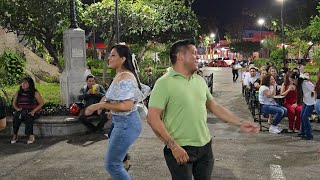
[147,39,259,180]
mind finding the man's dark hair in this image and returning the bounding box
[170,39,195,65]
[293,67,300,72]
[249,67,256,71]
[86,74,95,81]
[261,74,271,87]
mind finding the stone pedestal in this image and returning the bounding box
[60,28,87,106]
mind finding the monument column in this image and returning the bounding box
[60,0,87,106]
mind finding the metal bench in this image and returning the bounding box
[204,73,213,94]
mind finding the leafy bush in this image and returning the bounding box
[312,49,320,66]
[253,58,269,68]
[87,57,104,69]
[269,48,287,70]
[0,51,26,85]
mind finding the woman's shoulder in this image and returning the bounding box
[260,85,269,90]
[114,71,136,83]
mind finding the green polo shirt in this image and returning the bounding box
[149,67,213,147]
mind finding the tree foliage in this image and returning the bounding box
[82,0,199,60]
[0,51,26,85]
[0,0,84,70]
[230,41,260,59]
[261,36,280,51]
[269,48,288,68]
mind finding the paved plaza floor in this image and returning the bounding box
[1,67,320,180]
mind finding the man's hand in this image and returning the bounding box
[240,121,260,135]
[87,89,93,94]
[30,110,36,116]
[171,145,189,165]
[85,103,102,116]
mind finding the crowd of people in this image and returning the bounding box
[7,41,320,179]
[240,61,320,140]
[0,40,261,180]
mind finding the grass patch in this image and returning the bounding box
[1,83,60,105]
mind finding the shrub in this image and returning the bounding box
[269,49,287,70]
[0,51,26,85]
[254,58,269,68]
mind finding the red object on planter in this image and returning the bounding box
[69,103,81,116]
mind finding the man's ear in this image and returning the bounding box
[176,51,183,62]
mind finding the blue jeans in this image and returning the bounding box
[261,104,287,126]
[105,111,142,180]
[301,103,314,138]
[315,99,320,116]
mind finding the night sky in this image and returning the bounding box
[193,0,274,24]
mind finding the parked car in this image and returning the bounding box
[213,60,229,67]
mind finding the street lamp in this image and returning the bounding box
[257,18,265,58]
[277,0,286,65]
[69,0,78,29]
[115,0,120,44]
[210,33,216,44]
[210,33,216,60]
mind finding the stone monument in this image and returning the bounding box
[60,0,87,106]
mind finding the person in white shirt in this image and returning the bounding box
[259,75,287,134]
[244,67,259,90]
[297,62,305,74]
[297,74,315,140]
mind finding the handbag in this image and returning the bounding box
[137,103,148,120]
[234,64,242,70]
[137,83,150,120]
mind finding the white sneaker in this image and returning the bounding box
[276,126,283,132]
[269,125,281,134]
[11,135,18,144]
[287,129,294,133]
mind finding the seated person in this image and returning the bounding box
[259,75,287,134]
[11,77,45,144]
[269,67,283,87]
[254,70,272,123]
[0,96,6,131]
[254,70,267,90]
[243,67,259,90]
[280,72,301,133]
[78,74,108,133]
[292,67,300,74]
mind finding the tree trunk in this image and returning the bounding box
[137,41,154,62]
[44,41,63,72]
[303,44,313,62]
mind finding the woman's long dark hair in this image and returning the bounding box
[111,45,142,90]
[18,77,37,99]
[296,74,312,105]
[261,74,271,87]
[283,72,292,87]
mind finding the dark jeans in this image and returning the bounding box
[301,103,314,138]
[163,140,214,180]
[232,70,239,82]
[13,110,40,135]
[79,108,108,131]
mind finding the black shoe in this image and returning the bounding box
[301,136,313,140]
[297,133,304,137]
[93,127,105,134]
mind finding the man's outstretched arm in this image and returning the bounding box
[147,107,189,165]
[206,99,259,134]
